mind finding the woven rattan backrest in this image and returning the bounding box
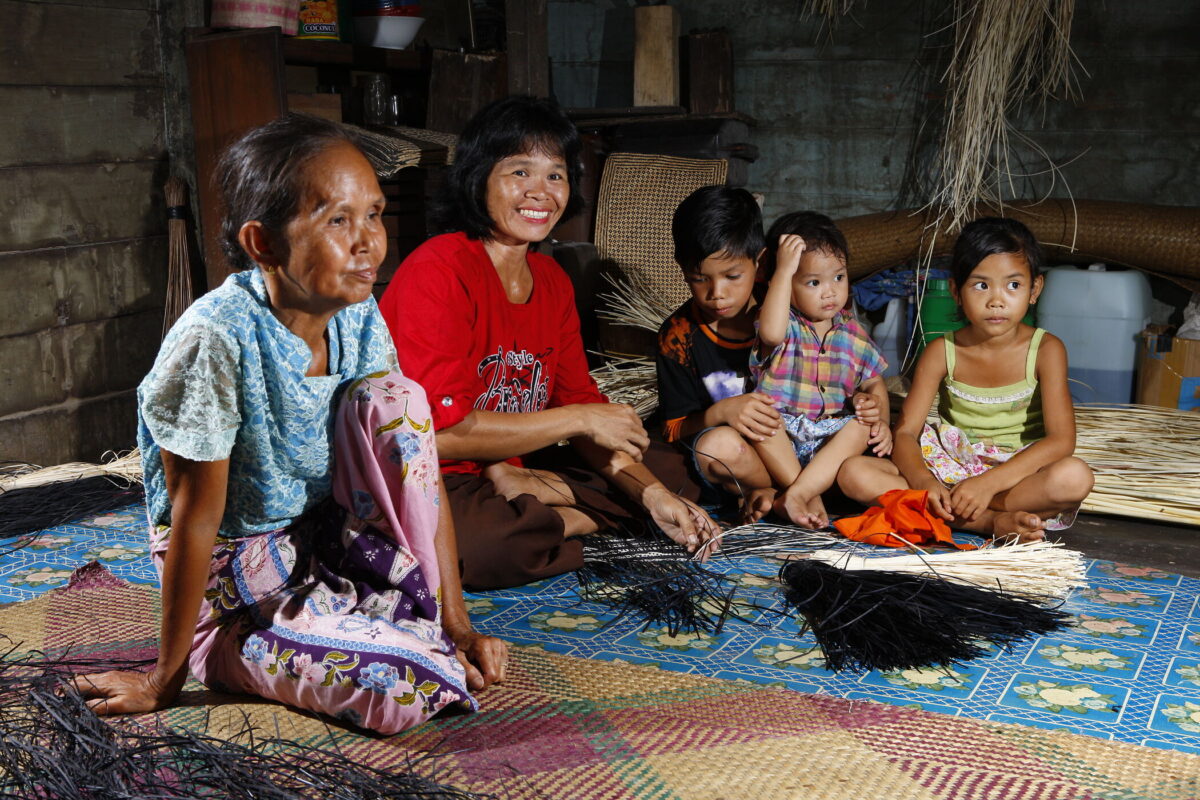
[594,153,728,310]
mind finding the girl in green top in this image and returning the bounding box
[841,217,1094,542]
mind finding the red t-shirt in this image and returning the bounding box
[379,231,606,475]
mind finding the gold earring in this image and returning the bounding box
[264,265,277,275]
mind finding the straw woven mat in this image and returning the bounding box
[3,564,1197,800]
[353,124,457,177]
[595,153,729,312]
[839,200,1200,290]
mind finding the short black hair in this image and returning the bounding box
[215,113,369,272]
[672,185,764,271]
[432,95,585,238]
[951,217,1043,286]
[762,211,848,278]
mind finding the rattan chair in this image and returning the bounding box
[593,152,729,311]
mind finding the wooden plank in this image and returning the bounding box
[0,238,168,338]
[682,31,733,114]
[425,49,507,134]
[0,161,164,252]
[0,391,139,466]
[506,0,549,98]
[0,0,159,86]
[0,86,163,168]
[186,27,287,290]
[632,5,680,107]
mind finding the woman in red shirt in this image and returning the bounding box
[380,96,717,589]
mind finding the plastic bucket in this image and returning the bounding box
[1037,264,1152,404]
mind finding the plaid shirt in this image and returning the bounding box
[750,309,887,419]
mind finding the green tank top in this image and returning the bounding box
[937,328,1046,452]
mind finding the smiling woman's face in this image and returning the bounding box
[484,148,569,247]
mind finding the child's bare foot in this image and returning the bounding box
[482,463,574,506]
[989,511,1045,543]
[742,487,776,524]
[805,495,829,528]
[774,487,823,528]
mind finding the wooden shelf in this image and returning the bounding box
[281,38,428,71]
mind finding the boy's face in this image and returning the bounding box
[684,252,758,324]
[790,248,849,324]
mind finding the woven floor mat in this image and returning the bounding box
[1,565,1196,800]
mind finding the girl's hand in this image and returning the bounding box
[70,670,179,716]
[867,422,893,456]
[775,234,807,275]
[642,485,720,560]
[852,392,882,426]
[449,628,509,691]
[949,476,996,522]
[919,477,955,521]
[716,393,782,441]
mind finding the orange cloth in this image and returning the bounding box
[833,489,974,550]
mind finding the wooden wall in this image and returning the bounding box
[0,0,170,465]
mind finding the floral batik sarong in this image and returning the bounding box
[150,372,476,735]
[919,421,1078,530]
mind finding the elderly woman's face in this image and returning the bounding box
[485,149,569,247]
[277,142,386,311]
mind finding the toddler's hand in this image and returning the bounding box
[775,234,806,275]
[852,392,881,426]
[719,392,782,441]
[867,422,893,456]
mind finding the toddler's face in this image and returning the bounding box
[790,248,849,324]
[684,252,758,324]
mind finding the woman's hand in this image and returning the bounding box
[715,393,782,441]
[69,669,180,716]
[642,484,720,560]
[448,628,509,691]
[949,475,997,522]
[578,402,651,462]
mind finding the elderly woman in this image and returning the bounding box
[379,96,718,590]
[76,114,506,735]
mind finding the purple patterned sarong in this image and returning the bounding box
[150,372,475,734]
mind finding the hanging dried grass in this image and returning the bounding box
[1074,403,1200,525]
[163,176,195,338]
[589,354,659,418]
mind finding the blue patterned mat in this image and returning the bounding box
[4,502,1200,755]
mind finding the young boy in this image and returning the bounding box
[751,211,891,528]
[656,186,782,522]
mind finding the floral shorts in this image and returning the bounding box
[919,421,1078,530]
[781,413,852,466]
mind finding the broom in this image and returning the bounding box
[163,176,195,338]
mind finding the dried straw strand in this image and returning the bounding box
[596,273,676,333]
[589,355,658,417]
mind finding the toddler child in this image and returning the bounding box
[751,212,891,528]
[841,217,1094,541]
[656,186,779,522]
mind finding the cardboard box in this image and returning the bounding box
[1137,329,1200,411]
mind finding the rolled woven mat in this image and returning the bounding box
[351,124,458,177]
[839,199,1200,290]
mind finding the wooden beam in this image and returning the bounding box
[633,5,680,107]
[506,0,549,98]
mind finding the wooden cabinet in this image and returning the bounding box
[184,27,431,291]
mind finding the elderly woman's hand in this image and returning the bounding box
[641,485,721,561]
[69,669,182,715]
[449,628,509,691]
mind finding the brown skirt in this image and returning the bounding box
[445,442,700,590]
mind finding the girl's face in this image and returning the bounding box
[276,142,386,312]
[790,248,849,326]
[485,148,569,247]
[952,252,1043,335]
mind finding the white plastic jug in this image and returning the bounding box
[1037,264,1152,403]
[871,296,907,377]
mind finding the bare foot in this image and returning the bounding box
[741,487,776,524]
[482,463,575,506]
[990,511,1045,543]
[774,486,821,528]
[805,494,829,528]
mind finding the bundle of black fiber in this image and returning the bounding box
[778,559,1071,673]
[0,653,493,799]
[0,474,144,541]
[578,533,739,636]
